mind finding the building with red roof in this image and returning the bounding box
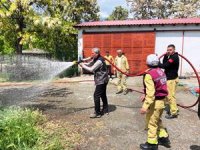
[75,18,200,75]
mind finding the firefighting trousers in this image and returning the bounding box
[106,65,112,78]
[94,83,108,114]
[167,78,179,115]
[146,100,168,144]
[116,72,127,92]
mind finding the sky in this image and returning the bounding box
[97,0,130,19]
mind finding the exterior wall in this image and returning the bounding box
[183,31,200,75]
[155,31,183,55]
[82,32,155,74]
[79,25,200,33]
[155,31,183,75]
[155,31,200,76]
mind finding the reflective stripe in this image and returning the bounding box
[147,138,158,144]
[158,129,168,138]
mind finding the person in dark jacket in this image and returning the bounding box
[79,48,109,118]
[159,44,179,119]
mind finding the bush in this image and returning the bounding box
[0,107,43,149]
[59,65,78,78]
[0,107,64,150]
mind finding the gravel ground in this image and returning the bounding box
[0,76,200,150]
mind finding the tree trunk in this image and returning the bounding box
[15,3,24,55]
[16,37,23,54]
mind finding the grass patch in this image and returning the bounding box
[0,107,64,150]
[40,120,82,150]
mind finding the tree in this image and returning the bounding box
[67,0,100,23]
[126,0,200,19]
[0,0,57,54]
[0,0,99,60]
[127,0,155,19]
[107,6,129,20]
[32,0,100,60]
[172,0,200,18]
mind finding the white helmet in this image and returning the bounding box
[146,54,159,66]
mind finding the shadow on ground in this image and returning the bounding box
[25,103,117,115]
[190,145,200,150]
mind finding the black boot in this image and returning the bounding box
[165,104,171,115]
[101,108,109,115]
[140,142,158,150]
[165,114,178,119]
[89,112,101,118]
[158,137,171,148]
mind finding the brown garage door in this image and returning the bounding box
[83,32,155,74]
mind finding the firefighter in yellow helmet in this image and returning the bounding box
[140,54,170,150]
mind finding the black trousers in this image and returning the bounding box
[106,65,112,78]
[94,83,108,114]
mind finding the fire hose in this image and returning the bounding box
[103,53,200,118]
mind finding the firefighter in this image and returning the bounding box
[140,54,170,150]
[104,51,114,79]
[159,44,179,119]
[114,49,129,95]
[79,48,109,118]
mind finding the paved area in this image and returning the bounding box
[0,76,200,150]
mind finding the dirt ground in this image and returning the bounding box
[0,76,200,150]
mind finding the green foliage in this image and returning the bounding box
[32,29,78,61]
[0,107,44,149]
[107,6,129,20]
[127,0,200,19]
[0,0,99,60]
[59,65,79,78]
[67,0,100,23]
[0,107,64,150]
[0,35,15,55]
[172,0,200,18]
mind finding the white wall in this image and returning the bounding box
[155,31,200,76]
[155,31,183,55]
[182,31,200,75]
[155,32,183,75]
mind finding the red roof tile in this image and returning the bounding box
[75,18,200,27]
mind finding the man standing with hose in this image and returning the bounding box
[159,44,179,119]
[79,48,109,118]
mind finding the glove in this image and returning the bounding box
[77,59,83,64]
[73,60,83,65]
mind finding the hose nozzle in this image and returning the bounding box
[73,60,83,65]
[73,61,77,65]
